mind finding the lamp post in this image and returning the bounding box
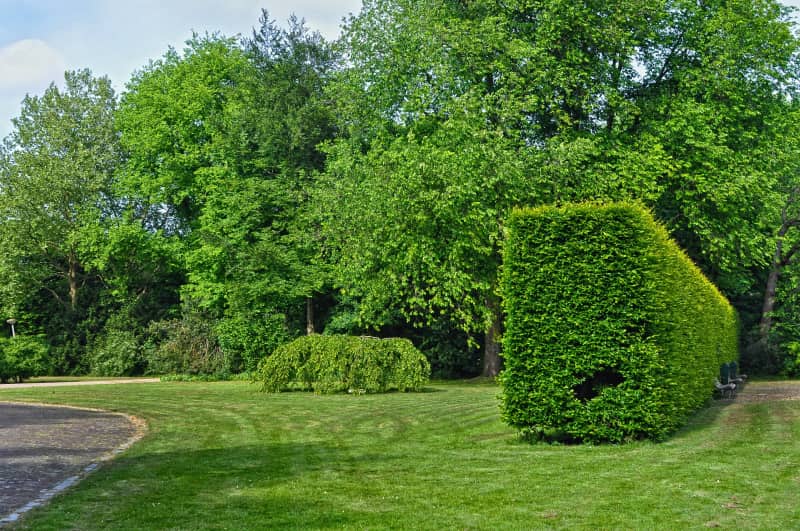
[6,318,16,338]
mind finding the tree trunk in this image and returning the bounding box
[760,216,793,341]
[482,304,502,378]
[760,265,781,340]
[68,256,79,312]
[306,297,315,335]
[755,190,799,351]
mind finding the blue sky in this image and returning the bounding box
[0,0,799,139]
[0,1,362,138]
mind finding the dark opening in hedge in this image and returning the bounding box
[573,368,625,402]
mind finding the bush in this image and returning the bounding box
[782,341,800,377]
[414,321,482,379]
[500,202,738,443]
[88,309,147,376]
[216,312,290,373]
[742,338,783,376]
[255,335,431,394]
[0,335,50,383]
[88,328,144,376]
[144,313,229,377]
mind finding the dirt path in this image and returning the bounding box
[735,380,800,402]
[0,403,145,526]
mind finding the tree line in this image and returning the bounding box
[1,1,799,378]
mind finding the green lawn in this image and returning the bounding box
[2,380,799,529]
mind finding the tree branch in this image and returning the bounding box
[781,241,800,267]
[43,286,70,310]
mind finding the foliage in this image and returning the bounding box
[323,0,543,374]
[0,3,799,378]
[322,0,800,376]
[158,372,252,382]
[216,312,291,373]
[320,115,527,344]
[78,220,184,331]
[87,310,146,377]
[0,335,50,383]
[117,18,338,362]
[321,296,364,336]
[500,203,738,443]
[256,334,430,393]
[781,342,800,378]
[320,293,481,378]
[0,69,120,370]
[87,330,143,377]
[144,309,228,377]
[411,321,482,379]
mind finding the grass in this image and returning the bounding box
[1,380,799,529]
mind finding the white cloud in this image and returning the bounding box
[0,38,65,91]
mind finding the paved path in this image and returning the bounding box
[0,378,160,390]
[0,403,145,526]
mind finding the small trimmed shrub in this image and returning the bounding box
[256,335,430,394]
[0,336,50,383]
[501,202,738,443]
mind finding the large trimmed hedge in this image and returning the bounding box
[500,203,738,443]
[256,335,430,394]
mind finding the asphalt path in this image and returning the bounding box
[0,378,160,389]
[0,399,145,526]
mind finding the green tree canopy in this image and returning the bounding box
[322,0,800,374]
[117,16,339,369]
[0,69,120,368]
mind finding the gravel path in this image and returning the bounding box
[0,403,145,526]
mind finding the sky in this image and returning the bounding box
[0,0,362,138]
[0,0,799,140]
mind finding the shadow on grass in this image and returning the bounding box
[667,394,739,442]
[25,442,395,529]
[496,392,742,447]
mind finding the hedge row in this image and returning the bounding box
[500,202,738,443]
[255,335,430,394]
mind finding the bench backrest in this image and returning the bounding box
[719,362,732,385]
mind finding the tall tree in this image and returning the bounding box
[118,18,338,368]
[0,69,119,366]
[231,10,339,336]
[323,0,799,375]
[323,0,541,375]
[756,105,800,345]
